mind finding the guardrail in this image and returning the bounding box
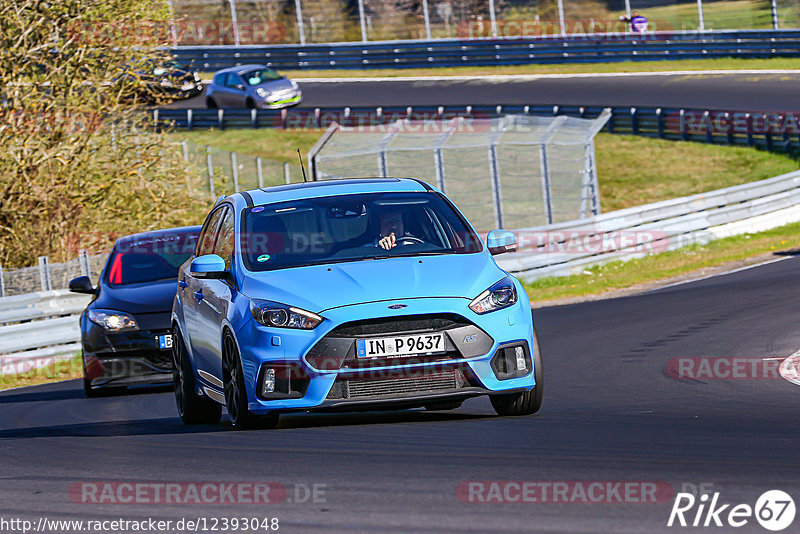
[0,290,90,376]
[171,29,800,70]
[495,169,800,281]
[155,105,800,153]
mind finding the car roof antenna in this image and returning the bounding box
[297,149,309,182]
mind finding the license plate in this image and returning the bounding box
[157,334,173,350]
[356,333,445,358]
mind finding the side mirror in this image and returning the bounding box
[235,84,246,91]
[69,275,95,294]
[190,254,228,279]
[486,229,518,255]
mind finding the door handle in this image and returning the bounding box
[194,290,204,301]
[178,279,188,289]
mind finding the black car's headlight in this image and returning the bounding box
[250,300,323,330]
[88,309,139,332]
[469,277,518,314]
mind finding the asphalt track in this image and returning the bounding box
[171,72,800,112]
[3,254,800,532]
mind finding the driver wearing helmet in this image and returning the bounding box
[374,209,419,250]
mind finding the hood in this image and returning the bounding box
[238,252,504,313]
[259,77,295,93]
[93,278,178,315]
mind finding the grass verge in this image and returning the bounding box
[263,58,800,79]
[594,135,799,211]
[524,222,800,304]
[0,354,82,391]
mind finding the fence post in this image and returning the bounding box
[557,0,566,37]
[680,109,689,141]
[228,0,241,46]
[421,0,432,39]
[487,144,504,229]
[377,150,388,177]
[434,148,446,193]
[187,109,193,130]
[539,144,553,225]
[231,151,240,192]
[488,0,498,38]
[631,107,639,135]
[165,0,179,47]
[257,157,264,188]
[206,145,216,197]
[38,256,51,292]
[656,108,664,138]
[79,250,91,279]
[704,111,713,143]
[284,162,291,184]
[251,109,258,129]
[218,109,225,130]
[294,0,306,45]
[357,0,367,42]
[0,264,5,298]
[697,0,705,31]
[770,0,779,29]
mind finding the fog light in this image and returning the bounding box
[262,368,275,395]
[515,346,527,371]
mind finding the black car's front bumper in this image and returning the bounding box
[82,317,173,389]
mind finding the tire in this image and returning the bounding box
[223,333,279,430]
[490,334,543,417]
[424,400,463,411]
[172,329,222,425]
[245,97,255,109]
[206,97,217,109]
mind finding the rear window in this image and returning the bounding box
[105,231,198,286]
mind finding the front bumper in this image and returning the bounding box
[82,322,173,388]
[258,92,302,109]
[228,297,537,415]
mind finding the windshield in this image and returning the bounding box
[242,191,482,272]
[242,68,281,86]
[105,231,198,286]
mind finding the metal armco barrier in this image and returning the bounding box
[170,29,800,70]
[0,290,90,376]
[154,105,800,153]
[494,170,800,281]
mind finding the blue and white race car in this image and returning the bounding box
[171,178,542,429]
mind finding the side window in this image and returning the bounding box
[214,209,235,270]
[196,207,226,257]
[225,73,241,88]
[212,73,224,85]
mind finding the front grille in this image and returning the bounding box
[327,313,472,338]
[326,367,468,400]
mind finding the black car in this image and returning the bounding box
[116,59,203,104]
[69,226,200,397]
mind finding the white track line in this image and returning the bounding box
[648,255,793,292]
[293,69,800,83]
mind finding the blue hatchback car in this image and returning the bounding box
[172,178,542,429]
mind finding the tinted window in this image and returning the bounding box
[213,73,225,85]
[214,209,235,270]
[241,192,482,272]
[241,68,281,86]
[197,207,226,256]
[106,231,198,286]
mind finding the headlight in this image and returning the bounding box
[88,309,139,332]
[256,88,270,98]
[469,277,518,314]
[250,300,323,329]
